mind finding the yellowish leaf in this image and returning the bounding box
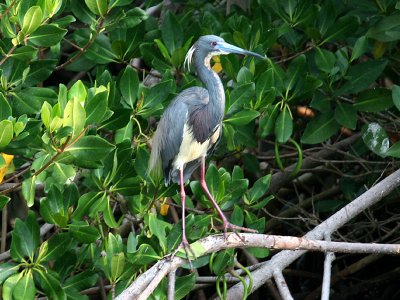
[0,153,14,183]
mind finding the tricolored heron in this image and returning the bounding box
[149,35,264,257]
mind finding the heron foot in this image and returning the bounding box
[222,221,258,241]
[171,237,196,270]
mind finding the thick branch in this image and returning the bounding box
[226,168,400,299]
[115,233,400,300]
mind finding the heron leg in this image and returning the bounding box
[174,167,196,268]
[199,157,257,239]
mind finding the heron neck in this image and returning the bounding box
[195,56,225,119]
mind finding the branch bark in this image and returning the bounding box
[115,232,400,300]
[225,168,400,299]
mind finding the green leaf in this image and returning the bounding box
[13,272,36,300]
[103,198,119,228]
[0,195,11,211]
[0,263,19,285]
[10,46,38,61]
[0,93,12,120]
[41,101,52,129]
[41,233,73,261]
[120,66,139,108]
[110,252,125,281]
[284,54,306,94]
[301,114,340,144]
[334,103,357,129]
[63,96,86,137]
[137,80,174,118]
[353,88,392,112]
[70,221,101,243]
[63,271,98,291]
[175,273,196,300]
[72,192,104,220]
[227,83,255,114]
[392,84,400,112]
[21,6,43,35]
[260,104,279,138]
[337,60,388,95]
[366,14,400,42]
[127,244,160,266]
[10,211,39,262]
[67,136,115,161]
[275,106,293,143]
[315,48,336,73]
[224,109,260,126]
[29,24,67,46]
[230,205,244,227]
[362,123,389,157]
[350,36,368,62]
[2,274,20,300]
[127,232,138,253]
[40,186,69,227]
[22,175,36,207]
[51,162,76,185]
[70,0,95,24]
[162,11,183,54]
[148,213,172,252]
[256,69,277,104]
[13,87,57,115]
[386,141,400,158]
[75,30,118,64]
[247,174,271,204]
[35,269,65,299]
[322,15,359,43]
[119,7,147,28]
[24,59,57,87]
[85,0,108,17]
[154,39,172,61]
[0,120,13,147]
[85,89,108,124]
[211,249,234,275]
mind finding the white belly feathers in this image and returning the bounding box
[173,123,220,170]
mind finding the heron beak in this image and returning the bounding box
[216,41,265,59]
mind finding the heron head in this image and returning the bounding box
[185,35,265,70]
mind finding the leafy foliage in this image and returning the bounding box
[0,0,400,298]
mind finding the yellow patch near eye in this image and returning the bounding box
[212,56,223,73]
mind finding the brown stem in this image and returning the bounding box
[0,127,88,195]
[275,45,315,64]
[56,17,106,71]
[0,45,17,66]
[0,0,17,20]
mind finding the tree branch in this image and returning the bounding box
[226,168,400,299]
[115,232,400,300]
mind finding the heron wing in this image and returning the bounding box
[149,87,209,185]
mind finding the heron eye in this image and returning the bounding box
[211,41,217,47]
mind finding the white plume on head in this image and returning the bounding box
[184,44,196,71]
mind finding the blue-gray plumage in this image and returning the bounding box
[149,35,264,258]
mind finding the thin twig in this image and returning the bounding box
[0,0,17,19]
[56,17,106,71]
[0,45,17,66]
